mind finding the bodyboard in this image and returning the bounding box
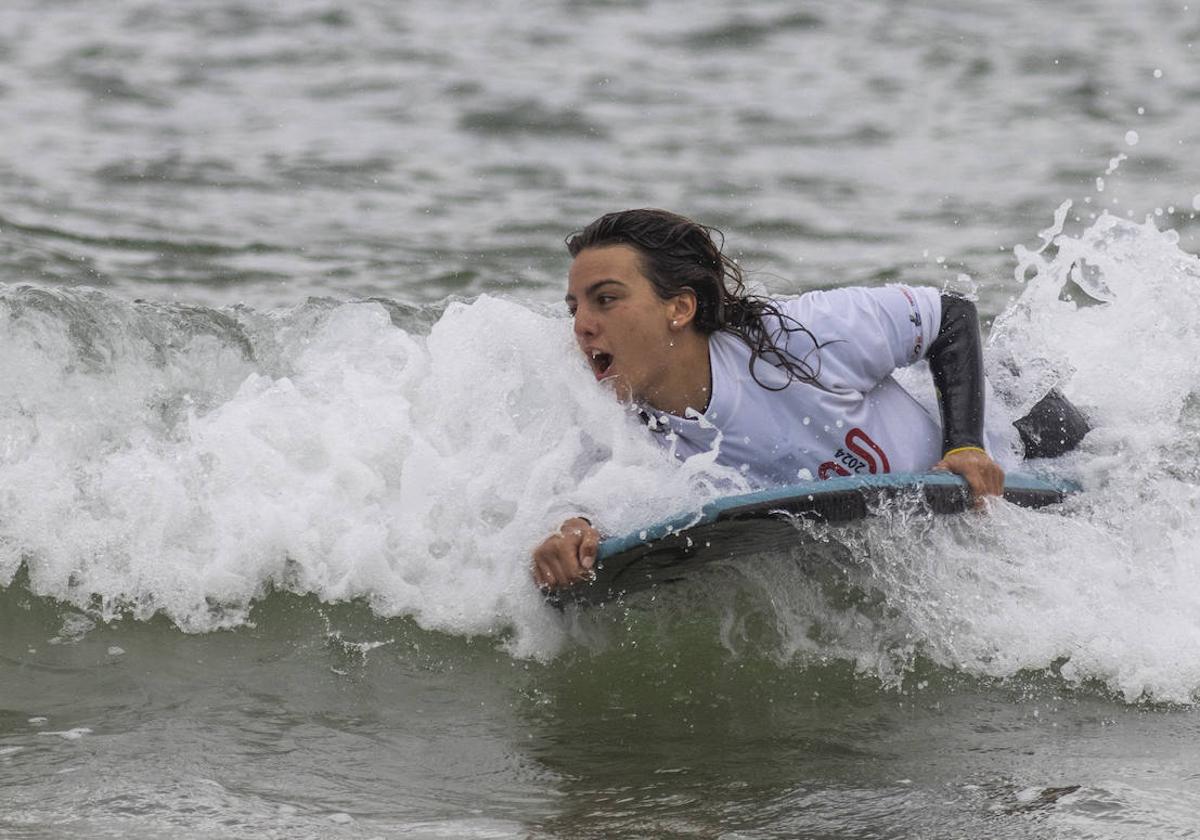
[553,471,1079,607]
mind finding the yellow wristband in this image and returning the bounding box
[943,445,987,458]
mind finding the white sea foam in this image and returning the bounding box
[40,728,92,740]
[855,210,1200,702]
[683,210,1200,703]
[2,209,1199,699]
[0,290,735,656]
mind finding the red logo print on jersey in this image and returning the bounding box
[818,427,892,480]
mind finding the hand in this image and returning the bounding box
[932,447,1005,508]
[531,517,600,591]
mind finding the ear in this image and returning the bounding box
[666,289,698,330]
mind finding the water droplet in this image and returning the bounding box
[1153,68,1164,78]
[1125,130,1140,146]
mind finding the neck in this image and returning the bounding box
[645,331,712,417]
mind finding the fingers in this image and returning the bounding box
[531,517,600,591]
[982,460,1005,495]
[935,449,1006,509]
[531,541,570,590]
[579,528,599,571]
[964,468,994,510]
[531,552,554,589]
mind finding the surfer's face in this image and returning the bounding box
[566,245,695,405]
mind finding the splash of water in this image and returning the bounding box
[803,209,1200,703]
[0,287,739,657]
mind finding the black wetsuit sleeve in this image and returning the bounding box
[927,294,985,455]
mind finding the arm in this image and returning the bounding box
[531,517,600,590]
[927,294,1004,503]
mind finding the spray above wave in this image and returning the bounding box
[974,207,1200,702]
[0,287,738,656]
[683,209,1200,705]
[855,208,1200,704]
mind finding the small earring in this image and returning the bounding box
[671,319,678,327]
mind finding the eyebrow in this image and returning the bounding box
[565,278,625,303]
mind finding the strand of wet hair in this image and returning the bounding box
[723,296,836,391]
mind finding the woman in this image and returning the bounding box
[531,208,1011,590]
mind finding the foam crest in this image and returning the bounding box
[0,287,736,655]
[687,211,1200,702]
[884,210,1200,702]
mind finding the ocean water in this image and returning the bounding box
[2,1,1200,837]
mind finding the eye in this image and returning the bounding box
[597,293,617,306]
[566,303,577,316]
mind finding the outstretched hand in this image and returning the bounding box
[932,447,1005,508]
[531,517,600,590]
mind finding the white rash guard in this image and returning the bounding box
[644,285,951,487]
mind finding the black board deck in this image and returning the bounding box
[553,471,1079,607]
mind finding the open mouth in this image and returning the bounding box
[589,349,614,379]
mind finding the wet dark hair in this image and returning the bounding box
[566,208,825,390]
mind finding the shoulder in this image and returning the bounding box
[779,285,939,321]
[776,286,938,346]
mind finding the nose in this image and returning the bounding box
[573,304,597,340]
